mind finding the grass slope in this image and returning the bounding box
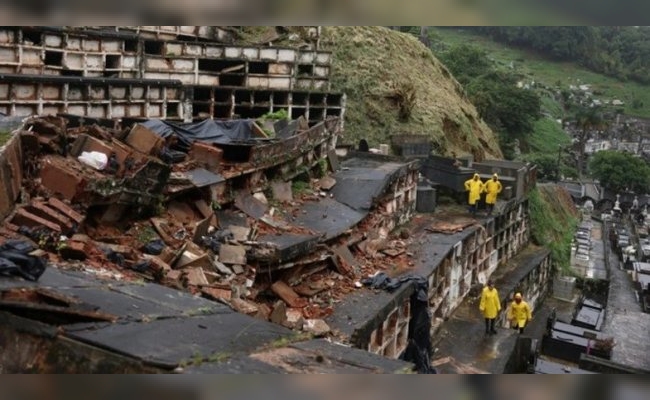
[431,27,650,120]
[321,26,503,160]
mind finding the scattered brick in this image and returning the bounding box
[189,142,223,172]
[11,208,61,232]
[47,197,85,224]
[125,124,164,156]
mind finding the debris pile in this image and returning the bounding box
[1,114,420,337]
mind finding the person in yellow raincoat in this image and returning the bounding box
[464,173,484,217]
[507,293,532,334]
[484,173,502,216]
[479,280,501,335]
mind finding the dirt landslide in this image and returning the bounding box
[320,26,503,161]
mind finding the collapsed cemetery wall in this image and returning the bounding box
[0,133,23,220]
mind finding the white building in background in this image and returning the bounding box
[584,139,612,154]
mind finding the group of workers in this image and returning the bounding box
[479,280,532,335]
[464,173,503,217]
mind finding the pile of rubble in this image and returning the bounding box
[1,114,418,338]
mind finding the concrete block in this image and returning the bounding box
[269,77,291,90]
[197,75,219,86]
[303,319,331,336]
[224,47,242,59]
[111,104,126,118]
[260,48,277,60]
[122,55,137,69]
[148,104,162,117]
[146,57,169,70]
[86,55,102,69]
[172,59,194,71]
[316,52,331,64]
[219,244,247,265]
[41,85,61,100]
[67,85,84,101]
[0,48,16,63]
[269,63,292,75]
[246,76,268,88]
[82,39,100,52]
[22,49,41,65]
[148,87,161,100]
[0,30,14,43]
[165,43,183,56]
[14,84,36,100]
[278,49,296,62]
[314,66,329,77]
[242,47,259,60]
[299,51,314,63]
[0,84,9,99]
[109,86,127,99]
[44,34,62,47]
[131,86,145,99]
[125,124,164,155]
[67,105,85,115]
[205,46,223,58]
[102,40,120,52]
[185,44,202,56]
[271,181,293,202]
[63,53,84,69]
[66,38,82,50]
[89,86,106,100]
[189,141,223,172]
[128,104,143,116]
[88,105,106,118]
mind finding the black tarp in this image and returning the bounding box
[0,240,47,281]
[361,272,436,374]
[141,119,256,152]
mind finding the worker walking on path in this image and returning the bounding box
[479,280,501,335]
[464,173,484,217]
[484,173,502,216]
[507,293,532,334]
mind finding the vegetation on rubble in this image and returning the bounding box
[0,130,12,146]
[291,180,311,195]
[528,185,579,273]
[319,26,503,160]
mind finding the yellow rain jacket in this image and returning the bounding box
[484,175,502,205]
[464,174,484,206]
[507,299,532,328]
[479,286,501,319]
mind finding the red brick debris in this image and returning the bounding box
[1,116,418,338]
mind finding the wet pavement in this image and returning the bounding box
[0,267,415,373]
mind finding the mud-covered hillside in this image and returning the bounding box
[321,26,503,160]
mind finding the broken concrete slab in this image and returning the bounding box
[194,199,214,219]
[318,176,337,191]
[270,181,293,202]
[39,156,95,201]
[25,201,73,231]
[228,225,251,242]
[270,300,288,325]
[70,134,114,158]
[202,287,232,302]
[285,308,304,330]
[230,298,259,316]
[212,259,234,276]
[303,319,330,336]
[219,244,247,265]
[125,124,164,156]
[327,149,340,172]
[189,142,223,173]
[271,280,308,308]
[253,192,268,205]
[232,264,245,275]
[184,267,209,286]
[234,193,268,220]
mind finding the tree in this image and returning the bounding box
[573,106,605,178]
[589,150,650,194]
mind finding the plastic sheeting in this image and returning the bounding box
[361,272,436,374]
[141,119,256,152]
[0,240,47,281]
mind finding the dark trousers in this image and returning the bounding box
[485,318,496,333]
